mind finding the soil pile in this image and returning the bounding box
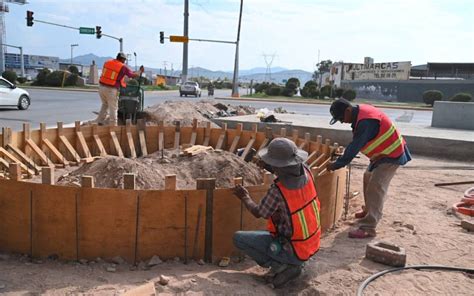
[57,149,263,190]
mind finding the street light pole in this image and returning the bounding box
[70,44,78,67]
[181,0,189,83]
[133,52,137,71]
[231,0,243,98]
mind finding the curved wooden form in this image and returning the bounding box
[0,120,347,263]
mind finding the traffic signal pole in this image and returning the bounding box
[182,0,189,83]
[4,44,24,77]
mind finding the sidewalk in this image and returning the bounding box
[215,113,474,161]
[23,86,176,94]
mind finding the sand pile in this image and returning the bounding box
[57,149,263,190]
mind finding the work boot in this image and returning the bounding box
[263,264,288,283]
[272,265,303,288]
[355,206,367,219]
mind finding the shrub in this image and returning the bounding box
[301,80,319,98]
[65,73,79,86]
[255,82,270,93]
[17,77,27,84]
[422,90,443,106]
[33,68,51,86]
[68,65,79,75]
[285,77,300,91]
[342,89,357,101]
[334,87,344,98]
[265,86,282,96]
[2,70,17,84]
[45,71,66,87]
[281,87,295,97]
[450,92,472,102]
[320,85,332,98]
[304,80,318,88]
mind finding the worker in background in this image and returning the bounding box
[94,52,144,125]
[207,81,215,97]
[327,98,411,238]
[233,138,321,288]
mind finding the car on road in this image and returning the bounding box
[0,77,31,110]
[179,81,202,97]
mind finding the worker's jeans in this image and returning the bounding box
[233,231,303,269]
[96,85,118,125]
[358,163,400,230]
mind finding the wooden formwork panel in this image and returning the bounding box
[243,185,268,231]
[32,184,78,260]
[137,190,206,261]
[78,188,138,262]
[0,180,31,254]
[314,169,346,232]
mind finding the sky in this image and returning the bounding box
[6,0,474,72]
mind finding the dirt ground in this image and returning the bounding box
[1,155,473,295]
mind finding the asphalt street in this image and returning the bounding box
[0,88,433,131]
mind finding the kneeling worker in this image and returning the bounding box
[327,98,411,238]
[95,52,144,125]
[233,138,321,288]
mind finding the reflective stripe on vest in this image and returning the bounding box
[357,104,405,161]
[100,59,126,88]
[268,168,321,261]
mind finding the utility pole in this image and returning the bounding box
[4,44,24,77]
[133,52,137,71]
[70,43,78,67]
[181,0,189,83]
[231,0,243,97]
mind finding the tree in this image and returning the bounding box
[301,81,319,98]
[450,93,472,102]
[33,68,51,86]
[317,60,333,73]
[342,89,357,101]
[2,70,17,84]
[68,65,79,75]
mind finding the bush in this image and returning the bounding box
[65,73,79,86]
[33,68,51,86]
[45,71,66,87]
[334,87,344,98]
[281,87,295,97]
[422,90,443,106]
[68,65,79,75]
[2,70,17,84]
[254,82,270,93]
[320,85,332,98]
[285,77,300,91]
[265,86,282,96]
[17,77,27,84]
[301,81,319,98]
[342,89,357,101]
[450,92,472,102]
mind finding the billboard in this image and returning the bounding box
[4,53,59,70]
[345,61,411,80]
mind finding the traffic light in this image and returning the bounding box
[96,26,102,39]
[160,31,164,44]
[26,10,34,27]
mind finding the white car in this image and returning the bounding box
[0,77,30,110]
[179,81,202,97]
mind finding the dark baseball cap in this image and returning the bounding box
[329,98,352,125]
[116,52,127,60]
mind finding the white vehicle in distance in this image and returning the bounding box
[0,76,31,110]
[179,81,202,97]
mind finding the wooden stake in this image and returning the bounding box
[81,175,95,188]
[41,167,54,185]
[0,147,34,175]
[1,127,12,148]
[9,163,21,181]
[165,174,177,190]
[196,178,216,263]
[292,129,299,143]
[125,120,137,158]
[123,173,136,190]
[158,121,164,151]
[280,127,287,138]
[75,121,92,158]
[57,122,81,163]
[174,121,181,150]
[215,123,227,150]
[190,119,198,145]
[92,124,107,157]
[299,132,311,151]
[137,119,148,157]
[202,122,211,146]
[263,171,273,185]
[241,125,257,161]
[6,144,40,174]
[258,127,273,152]
[110,128,124,158]
[229,123,242,153]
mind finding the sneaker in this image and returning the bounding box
[355,206,367,219]
[348,228,376,239]
[272,265,303,288]
[263,264,288,283]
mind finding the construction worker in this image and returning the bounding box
[94,52,144,125]
[233,138,321,288]
[327,98,411,238]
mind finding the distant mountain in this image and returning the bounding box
[63,53,312,83]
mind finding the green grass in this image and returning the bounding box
[142,85,179,91]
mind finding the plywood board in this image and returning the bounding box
[59,135,81,163]
[137,190,206,261]
[243,185,268,231]
[0,180,32,254]
[314,169,346,232]
[32,185,77,260]
[78,188,138,262]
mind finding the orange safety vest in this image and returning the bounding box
[99,59,126,88]
[356,104,406,161]
[267,168,321,261]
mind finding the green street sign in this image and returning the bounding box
[79,27,95,34]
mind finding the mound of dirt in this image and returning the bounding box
[144,100,220,127]
[57,149,263,190]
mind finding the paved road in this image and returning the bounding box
[0,88,433,131]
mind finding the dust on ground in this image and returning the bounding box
[143,100,255,127]
[1,156,473,295]
[56,149,263,190]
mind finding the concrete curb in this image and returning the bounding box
[215,96,433,111]
[23,86,176,94]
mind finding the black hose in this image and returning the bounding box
[357,265,474,296]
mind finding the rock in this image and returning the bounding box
[32,259,43,264]
[366,241,406,267]
[404,224,415,230]
[147,255,163,267]
[78,259,88,264]
[190,278,197,283]
[129,265,137,271]
[461,220,474,232]
[106,266,117,272]
[0,284,5,289]
[412,231,417,235]
[393,220,403,225]
[0,254,10,261]
[197,259,205,265]
[111,256,126,265]
[138,261,148,270]
[218,257,230,267]
[96,257,105,263]
[159,275,170,286]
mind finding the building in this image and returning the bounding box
[155,74,180,86]
[410,63,474,80]
[5,53,59,79]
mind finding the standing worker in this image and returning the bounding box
[233,138,321,288]
[327,98,411,238]
[94,52,144,125]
